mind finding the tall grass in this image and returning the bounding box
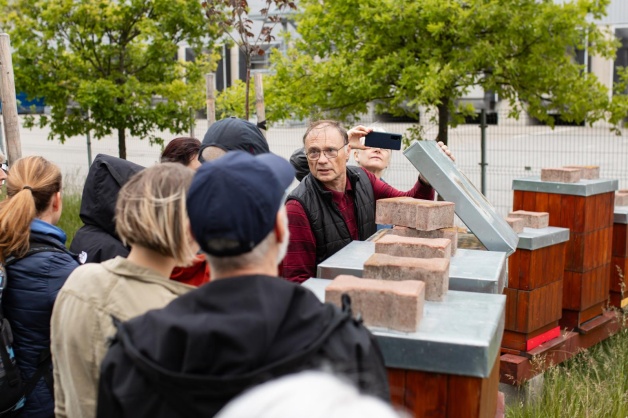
[507,311,628,418]
[58,193,83,248]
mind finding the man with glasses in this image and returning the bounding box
[282,120,450,283]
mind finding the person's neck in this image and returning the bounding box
[210,259,278,281]
[126,246,177,278]
[323,172,347,193]
[371,169,383,180]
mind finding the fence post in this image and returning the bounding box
[254,72,266,137]
[479,108,488,196]
[206,73,216,128]
[0,33,22,164]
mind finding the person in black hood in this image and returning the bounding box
[198,117,270,162]
[69,154,144,263]
[97,151,390,418]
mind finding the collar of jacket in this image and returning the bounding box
[102,256,195,292]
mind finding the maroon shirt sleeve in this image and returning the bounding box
[363,168,435,201]
[281,199,317,283]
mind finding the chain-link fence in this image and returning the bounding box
[14,111,628,217]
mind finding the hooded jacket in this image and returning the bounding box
[97,275,390,418]
[69,155,144,263]
[4,220,81,418]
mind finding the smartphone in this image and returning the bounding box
[364,131,402,150]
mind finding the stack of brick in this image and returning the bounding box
[503,210,566,352]
[611,192,628,308]
[540,165,600,183]
[513,167,614,329]
[366,197,454,302]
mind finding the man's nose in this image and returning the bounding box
[318,153,330,164]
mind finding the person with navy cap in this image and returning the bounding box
[96,151,390,418]
[198,117,270,163]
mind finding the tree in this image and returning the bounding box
[269,0,628,145]
[1,0,215,159]
[202,0,296,121]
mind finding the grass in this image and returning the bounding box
[506,310,628,418]
[58,192,83,247]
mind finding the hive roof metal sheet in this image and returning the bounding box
[404,141,518,255]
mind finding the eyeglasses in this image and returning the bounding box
[1,163,7,186]
[306,146,346,161]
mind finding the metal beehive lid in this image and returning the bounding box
[513,177,618,197]
[316,240,508,294]
[303,278,505,378]
[404,141,518,256]
[615,207,628,224]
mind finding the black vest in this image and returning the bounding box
[288,167,376,265]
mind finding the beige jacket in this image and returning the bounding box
[50,257,194,418]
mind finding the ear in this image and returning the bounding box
[274,210,287,244]
[52,191,62,212]
[346,144,351,162]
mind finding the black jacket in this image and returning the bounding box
[69,154,144,263]
[97,275,389,418]
[287,167,377,265]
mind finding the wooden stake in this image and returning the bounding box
[0,34,21,164]
[206,73,216,127]
[254,72,266,137]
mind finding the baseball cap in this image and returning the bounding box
[187,151,295,256]
[198,117,270,162]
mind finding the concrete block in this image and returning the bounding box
[376,197,455,231]
[388,226,458,255]
[616,190,628,207]
[363,253,449,301]
[563,165,600,180]
[508,210,549,229]
[325,275,425,332]
[375,234,451,259]
[540,168,581,183]
[505,217,525,234]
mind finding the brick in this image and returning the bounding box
[615,191,628,207]
[508,210,549,229]
[563,165,600,180]
[376,197,455,231]
[540,168,581,183]
[363,253,449,301]
[505,217,525,234]
[375,234,451,259]
[388,226,458,256]
[325,275,425,332]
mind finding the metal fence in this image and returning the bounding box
[13,111,628,220]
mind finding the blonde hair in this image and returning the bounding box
[0,156,62,262]
[115,163,196,266]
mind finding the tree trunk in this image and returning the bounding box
[244,64,251,121]
[437,98,450,146]
[117,127,127,160]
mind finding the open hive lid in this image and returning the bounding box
[404,141,518,256]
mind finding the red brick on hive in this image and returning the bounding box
[325,275,425,332]
[376,197,455,231]
[508,210,549,229]
[375,234,451,259]
[540,168,581,183]
[563,165,600,180]
[505,217,525,233]
[387,226,458,255]
[363,253,449,301]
